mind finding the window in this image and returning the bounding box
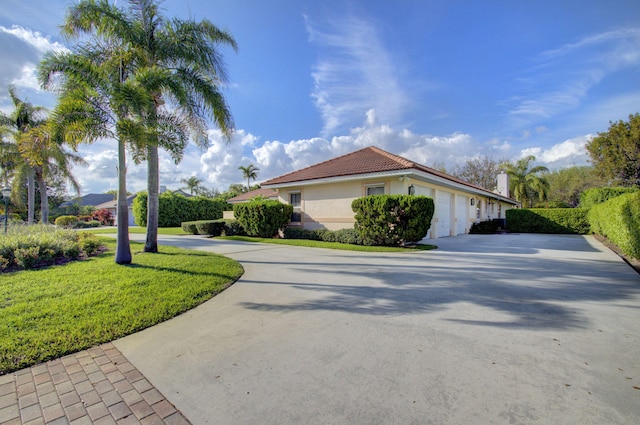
[366,185,385,196]
[290,192,302,223]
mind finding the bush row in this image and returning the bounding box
[0,226,102,271]
[580,187,638,208]
[506,209,591,234]
[588,191,640,259]
[283,227,372,245]
[134,192,228,227]
[181,219,245,236]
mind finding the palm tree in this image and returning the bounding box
[0,87,47,224]
[18,122,86,223]
[239,164,259,192]
[181,176,202,195]
[39,38,152,263]
[501,155,549,207]
[61,0,237,253]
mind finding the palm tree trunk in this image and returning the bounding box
[27,168,35,224]
[35,168,49,224]
[144,144,159,253]
[115,140,132,264]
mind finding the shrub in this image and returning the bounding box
[0,256,8,271]
[134,192,227,227]
[470,220,502,234]
[223,220,245,236]
[73,220,101,229]
[196,221,226,236]
[233,201,293,238]
[351,195,434,246]
[580,187,638,208]
[506,209,590,234]
[78,232,101,256]
[0,226,103,272]
[55,215,78,227]
[92,208,114,226]
[181,222,199,234]
[14,246,41,269]
[589,191,640,259]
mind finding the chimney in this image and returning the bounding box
[496,172,510,198]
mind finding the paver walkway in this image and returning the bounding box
[0,343,188,425]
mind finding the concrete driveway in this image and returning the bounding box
[114,233,640,424]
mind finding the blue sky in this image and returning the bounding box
[1,0,639,195]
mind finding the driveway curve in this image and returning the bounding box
[114,233,640,425]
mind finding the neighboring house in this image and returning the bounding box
[224,188,279,220]
[59,193,114,208]
[95,194,137,226]
[261,146,519,239]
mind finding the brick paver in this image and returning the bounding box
[0,344,190,425]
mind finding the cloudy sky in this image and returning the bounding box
[1,0,639,195]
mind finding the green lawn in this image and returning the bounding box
[220,236,437,252]
[0,237,243,374]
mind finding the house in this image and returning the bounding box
[59,193,114,208]
[261,146,519,239]
[95,194,137,226]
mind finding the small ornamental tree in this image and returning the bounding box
[352,195,434,246]
[233,200,293,238]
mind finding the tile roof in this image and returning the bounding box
[227,187,279,203]
[261,146,515,202]
[59,193,114,207]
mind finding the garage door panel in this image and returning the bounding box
[435,191,451,238]
[455,195,467,235]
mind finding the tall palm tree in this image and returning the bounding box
[39,40,152,263]
[501,155,549,207]
[62,0,237,253]
[239,164,259,192]
[181,176,202,195]
[0,87,47,223]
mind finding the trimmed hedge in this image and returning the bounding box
[589,192,640,259]
[506,208,590,234]
[233,201,293,238]
[181,219,246,236]
[470,220,502,234]
[580,187,638,208]
[352,195,434,246]
[134,192,228,227]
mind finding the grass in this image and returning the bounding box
[220,236,437,252]
[86,226,188,235]
[0,237,243,374]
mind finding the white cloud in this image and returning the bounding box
[305,15,410,137]
[0,25,68,54]
[519,135,592,170]
[0,25,69,98]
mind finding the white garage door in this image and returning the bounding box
[455,195,467,235]
[435,191,452,238]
